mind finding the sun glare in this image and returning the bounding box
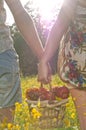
[6,0,64,25]
[33,0,63,21]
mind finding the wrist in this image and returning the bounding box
[37,50,50,64]
[39,56,49,65]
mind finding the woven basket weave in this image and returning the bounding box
[26,98,68,129]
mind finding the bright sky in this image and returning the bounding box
[5,0,63,25]
[5,0,29,25]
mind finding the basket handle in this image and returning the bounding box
[40,83,54,103]
[40,82,52,91]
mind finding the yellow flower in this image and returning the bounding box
[71,113,76,119]
[37,99,41,107]
[83,113,86,116]
[64,119,70,127]
[73,97,76,101]
[66,103,70,107]
[31,108,41,119]
[56,97,62,101]
[31,108,38,113]
[13,124,20,130]
[7,123,13,129]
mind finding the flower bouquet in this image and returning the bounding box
[26,84,69,129]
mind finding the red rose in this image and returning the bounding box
[56,86,69,99]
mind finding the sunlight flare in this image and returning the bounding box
[32,0,63,21]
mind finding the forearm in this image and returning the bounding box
[14,10,44,60]
[42,19,68,63]
[41,0,77,63]
[5,0,44,60]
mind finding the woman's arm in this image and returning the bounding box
[5,0,44,60]
[42,0,77,63]
[38,0,77,83]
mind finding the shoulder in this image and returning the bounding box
[62,0,78,9]
[60,0,78,18]
[78,0,86,7]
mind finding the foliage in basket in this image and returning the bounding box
[26,85,69,101]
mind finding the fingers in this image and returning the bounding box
[38,73,51,84]
[37,69,52,84]
[37,61,52,84]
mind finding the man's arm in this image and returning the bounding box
[5,0,44,60]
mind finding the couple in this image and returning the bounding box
[0,0,86,130]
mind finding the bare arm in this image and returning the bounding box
[5,0,44,60]
[42,0,77,63]
[38,0,77,83]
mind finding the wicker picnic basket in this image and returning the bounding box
[26,84,69,129]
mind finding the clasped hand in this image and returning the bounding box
[38,59,52,84]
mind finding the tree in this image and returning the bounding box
[10,24,38,76]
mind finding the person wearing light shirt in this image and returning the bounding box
[0,0,44,122]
